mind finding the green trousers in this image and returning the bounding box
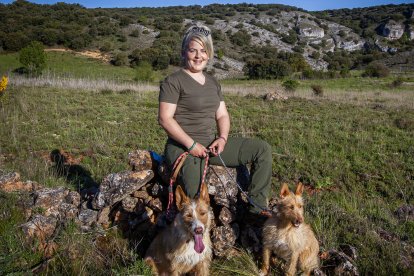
[164,137,272,213]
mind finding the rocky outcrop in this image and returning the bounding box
[297,22,324,38]
[381,20,404,40]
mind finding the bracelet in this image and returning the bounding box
[188,141,197,151]
[218,136,227,143]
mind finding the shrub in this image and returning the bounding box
[19,41,47,76]
[134,61,156,82]
[112,52,128,66]
[311,84,324,96]
[244,59,291,79]
[363,62,390,78]
[282,79,299,92]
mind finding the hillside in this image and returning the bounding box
[0,1,414,79]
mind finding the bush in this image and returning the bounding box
[19,41,47,76]
[112,52,128,66]
[134,61,156,82]
[282,79,299,92]
[311,84,324,96]
[363,62,390,78]
[244,59,291,79]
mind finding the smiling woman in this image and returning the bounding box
[157,24,273,221]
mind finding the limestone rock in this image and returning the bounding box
[78,209,98,231]
[128,150,157,171]
[97,206,112,229]
[320,249,359,276]
[381,20,404,40]
[21,214,57,242]
[206,165,242,208]
[211,224,239,257]
[0,172,41,192]
[121,196,141,213]
[58,203,79,220]
[264,91,288,101]
[218,206,236,225]
[92,170,154,209]
[34,187,70,217]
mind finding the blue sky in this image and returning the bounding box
[0,0,412,11]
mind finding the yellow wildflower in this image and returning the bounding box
[0,76,8,93]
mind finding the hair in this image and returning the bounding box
[181,24,214,60]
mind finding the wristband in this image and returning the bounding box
[188,141,197,152]
[218,136,227,143]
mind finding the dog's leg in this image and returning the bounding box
[260,247,271,275]
[191,259,210,276]
[286,252,299,276]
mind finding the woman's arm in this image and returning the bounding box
[159,102,208,157]
[209,101,230,156]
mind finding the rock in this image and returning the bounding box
[297,22,324,38]
[58,203,79,220]
[264,91,288,101]
[121,196,140,213]
[97,206,112,229]
[150,183,164,197]
[395,205,414,221]
[206,165,242,208]
[92,170,154,209]
[78,209,98,228]
[148,198,163,213]
[21,214,57,242]
[218,206,236,225]
[128,150,157,171]
[381,20,404,40]
[0,172,41,192]
[211,224,239,257]
[34,187,70,217]
[132,190,152,203]
[339,244,358,260]
[65,191,81,207]
[320,249,359,276]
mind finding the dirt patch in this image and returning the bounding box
[45,48,111,63]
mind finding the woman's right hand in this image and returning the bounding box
[189,142,209,158]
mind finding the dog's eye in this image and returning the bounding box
[290,205,294,210]
[184,213,192,219]
[199,211,207,216]
[298,204,303,209]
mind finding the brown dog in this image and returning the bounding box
[145,182,212,275]
[261,183,319,276]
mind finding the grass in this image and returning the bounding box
[0,53,413,274]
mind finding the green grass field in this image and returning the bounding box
[1,52,414,275]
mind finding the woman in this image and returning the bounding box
[158,24,272,219]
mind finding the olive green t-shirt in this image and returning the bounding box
[159,69,224,147]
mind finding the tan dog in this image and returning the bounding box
[261,183,319,276]
[145,182,212,275]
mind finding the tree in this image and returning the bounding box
[19,41,46,75]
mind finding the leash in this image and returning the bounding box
[216,153,271,213]
[166,151,209,221]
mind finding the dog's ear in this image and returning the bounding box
[295,182,304,196]
[199,182,210,204]
[175,185,190,211]
[280,183,290,198]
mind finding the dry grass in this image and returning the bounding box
[9,73,158,93]
[222,83,414,110]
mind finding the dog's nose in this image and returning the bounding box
[194,226,204,234]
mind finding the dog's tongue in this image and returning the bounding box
[194,234,205,254]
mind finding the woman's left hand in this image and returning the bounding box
[208,137,226,156]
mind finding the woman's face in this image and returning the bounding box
[184,39,209,73]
